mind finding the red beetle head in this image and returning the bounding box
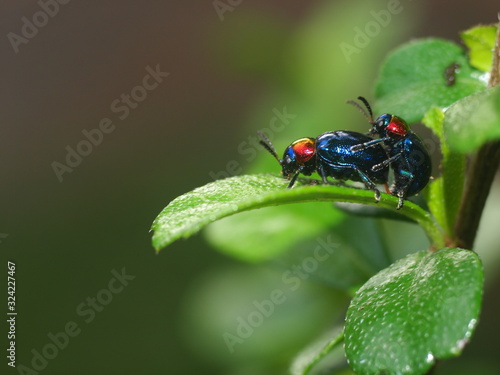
[281,138,316,178]
[372,114,409,139]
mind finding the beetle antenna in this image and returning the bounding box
[347,96,374,123]
[357,96,373,121]
[257,131,280,162]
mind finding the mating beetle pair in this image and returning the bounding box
[259,97,431,210]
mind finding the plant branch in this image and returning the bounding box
[302,330,344,375]
[454,18,500,249]
[489,13,500,87]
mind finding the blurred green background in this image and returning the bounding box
[1,1,500,374]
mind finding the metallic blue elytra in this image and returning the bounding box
[316,131,389,189]
[258,130,389,202]
[350,97,432,209]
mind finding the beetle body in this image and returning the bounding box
[386,131,432,198]
[259,130,389,201]
[371,114,431,201]
[350,104,432,209]
[316,131,389,188]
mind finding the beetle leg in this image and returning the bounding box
[317,164,329,184]
[350,138,386,152]
[287,170,301,188]
[354,167,381,202]
[372,153,402,171]
[396,191,405,210]
[392,170,414,209]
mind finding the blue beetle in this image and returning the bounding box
[349,97,432,209]
[258,130,389,201]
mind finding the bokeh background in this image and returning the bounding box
[1,1,500,374]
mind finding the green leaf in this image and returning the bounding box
[205,210,393,289]
[273,217,391,291]
[204,202,343,262]
[344,248,484,375]
[443,86,500,152]
[423,107,465,236]
[334,202,416,223]
[375,39,487,123]
[205,205,395,281]
[461,25,497,72]
[151,174,445,252]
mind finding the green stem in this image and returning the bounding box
[302,330,345,375]
[488,14,500,87]
[453,141,500,249]
[454,19,500,249]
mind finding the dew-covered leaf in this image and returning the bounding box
[151,174,444,253]
[345,248,484,375]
